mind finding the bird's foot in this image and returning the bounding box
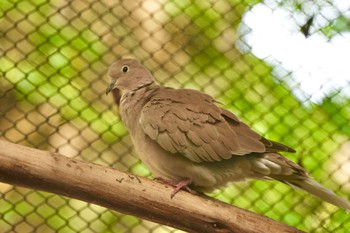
[154,177,197,198]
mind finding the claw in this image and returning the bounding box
[154,177,197,198]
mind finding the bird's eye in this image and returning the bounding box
[121,66,129,73]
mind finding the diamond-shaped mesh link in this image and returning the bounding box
[1,0,350,232]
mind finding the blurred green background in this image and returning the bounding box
[1,0,350,232]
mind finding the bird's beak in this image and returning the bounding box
[105,80,117,95]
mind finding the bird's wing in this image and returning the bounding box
[139,88,295,163]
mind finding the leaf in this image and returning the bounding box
[321,16,350,39]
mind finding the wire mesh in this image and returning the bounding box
[1,0,350,232]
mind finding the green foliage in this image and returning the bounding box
[321,16,350,40]
[1,0,349,232]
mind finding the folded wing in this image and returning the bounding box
[139,88,295,163]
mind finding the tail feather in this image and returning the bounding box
[252,153,350,211]
[287,178,350,211]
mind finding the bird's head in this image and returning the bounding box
[106,58,155,95]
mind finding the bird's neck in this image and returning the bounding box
[134,80,154,91]
[119,82,160,133]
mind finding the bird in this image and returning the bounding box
[105,58,350,211]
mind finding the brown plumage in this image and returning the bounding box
[106,58,350,211]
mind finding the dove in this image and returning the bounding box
[106,58,350,211]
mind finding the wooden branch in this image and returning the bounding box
[0,140,304,233]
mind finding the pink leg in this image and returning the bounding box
[154,177,197,198]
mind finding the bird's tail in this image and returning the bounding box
[254,153,350,211]
[287,178,350,211]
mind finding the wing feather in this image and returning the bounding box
[139,88,295,163]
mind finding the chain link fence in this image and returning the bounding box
[1,0,350,232]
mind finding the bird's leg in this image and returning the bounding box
[171,177,196,198]
[154,177,197,198]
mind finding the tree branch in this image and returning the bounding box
[0,140,304,233]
